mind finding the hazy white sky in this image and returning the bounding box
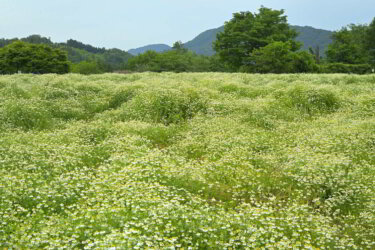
[1,0,374,50]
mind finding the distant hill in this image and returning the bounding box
[128,44,171,56]
[181,25,333,56]
[291,25,333,54]
[183,27,224,56]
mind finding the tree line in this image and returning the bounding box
[0,36,132,74]
[0,7,374,74]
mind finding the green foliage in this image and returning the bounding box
[121,88,207,125]
[100,48,133,71]
[0,35,133,73]
[1,99,53,130]
[366,18,375,65]
[241,41,317,73]
[177,25,333,57]
[172,41,185,51]
[326,24,371,64]
[66,39,106,54]
[107,87,138,109]
[275,85,341,116]
[214,7,300,70]
[71,61,104,75]
[319,63,373,74]
[125,50,214,73]
[0,41,69,74]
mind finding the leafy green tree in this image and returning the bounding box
[309,45,321,64]
[71,61,104,74]
[366,18,375,65]
[0,41,69,74]
[172,41,184,51]
[244,41,316,73]
[126,51,162,72]
[21,34,53,45]
[125,49,213,73]
[213,7,300,70]
[66,39,106,54]
[292,51,318,73]
[326,24,369,64]
[208,54,232,72]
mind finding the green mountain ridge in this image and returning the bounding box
[291,25,333,54]
[129,25,333,56]
[128,44,172,56]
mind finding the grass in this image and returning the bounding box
[0,72,374,249]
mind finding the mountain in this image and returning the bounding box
[128,44,171,56]
[291,25,333,54]
[181,25,333,56]
[183,26,224,56]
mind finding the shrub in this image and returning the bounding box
[108,87,139,109]
[319,63,373,74]
[70,61,104,75]
[0,41,69,74]
[122,88,207,125]
[1,100,53,130]
[269,85,341,119]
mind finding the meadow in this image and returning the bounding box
[0,73,374,249]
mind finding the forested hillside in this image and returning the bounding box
[128,44,171,56]
[127,25,333,57]
[0,35,133,72]
[292,25,333,54]
[183,26,225,56]
[182,25,333,56]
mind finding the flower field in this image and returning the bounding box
[0,73,374,249]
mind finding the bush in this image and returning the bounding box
[0,41,69,74]
[108,87,139,109]
[1,100,53,130]
[70,61,104,75]
[125,50,213,73]
[268,85,341,120]
[122,88,207,125]
[319,63,373,74]
[240,42,317,73]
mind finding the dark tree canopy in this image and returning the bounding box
[213,7,300,70]
[366,18,375,65]
[326,24,369,65]
[66,39,106,54]
[125,49,217,73]
[243,41,316,73]
[0,41,69,74]
[21,34,53,45]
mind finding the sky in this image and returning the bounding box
[1,0,374,51]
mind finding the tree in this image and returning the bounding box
[66,39,106,54]
[366,18,375,65]
[326,24,369,64]
[309,45,321,64]
[0,41,69,74]
[172,41,183,50]
[213,7,300,70]
[71,61,104,74]
[21,34,53,45]
[126,51,162,72]
[244,41,316,73]
[125,49,212,73]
